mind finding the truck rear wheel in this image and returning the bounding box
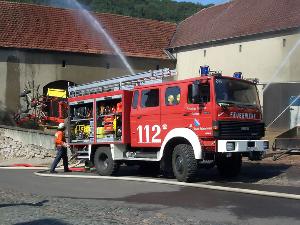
[216,153,242,178]
[172,144,198,182]
[94,147,119,176]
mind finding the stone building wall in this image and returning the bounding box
[0,128,55,160]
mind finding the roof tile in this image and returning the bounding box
[0,1,176,59]
[170,0,300,48]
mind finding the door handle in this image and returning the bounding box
[183,113,190,116]
[137,115,142,119]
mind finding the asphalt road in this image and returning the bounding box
[0,169,300,225]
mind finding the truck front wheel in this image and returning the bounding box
[172,144,198,182]
[216,153,242,178]
[94,147,119,176]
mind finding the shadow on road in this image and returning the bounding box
[0,200,49,208]
[56,186,300,220]
[14,218,70,225]
[38,160,296,186]
[195,162,292,184]
[112,162,292,184]
[233,162,291,183]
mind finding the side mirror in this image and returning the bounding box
[191,80,201,104]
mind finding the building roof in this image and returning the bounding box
[170,0,300,49]
[0,1,176,59]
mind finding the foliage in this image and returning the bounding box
[5,0,211,23]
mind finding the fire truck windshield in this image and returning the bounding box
[215,77,259,107]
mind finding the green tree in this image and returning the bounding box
[4,0,210,23]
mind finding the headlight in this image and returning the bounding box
[226,142,235,151]
[263,141,269,149]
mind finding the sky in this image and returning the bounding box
[176,0,229,5]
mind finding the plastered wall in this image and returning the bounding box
[0,49,175,111]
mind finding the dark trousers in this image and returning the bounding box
[50,146,69,172]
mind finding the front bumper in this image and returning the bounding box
[217,140,269,153]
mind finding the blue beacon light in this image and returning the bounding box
[233,72,242,79]
[200,66,210,76]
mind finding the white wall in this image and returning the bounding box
[174,32,300,133]
[175,32,300,84]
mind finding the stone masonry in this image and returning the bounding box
[0,129,55,160]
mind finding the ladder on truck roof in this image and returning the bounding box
[68,68,176,97]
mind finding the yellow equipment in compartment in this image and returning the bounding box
[113,118,117,130]
[47,88,67,98]
[97,118,117,139]
[97,127,105,138]
[75,125,90,139]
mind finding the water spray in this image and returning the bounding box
[266,94,300,129]
[66,0,135,75]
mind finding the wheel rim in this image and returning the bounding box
[175,155,184,174]
[99,153,109,170]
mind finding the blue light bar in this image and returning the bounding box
[200,66,210,76]
[233,72,242,79]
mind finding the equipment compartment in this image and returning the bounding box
[68,90,132,145]
[69,100,94,143]
[96,95,123,142]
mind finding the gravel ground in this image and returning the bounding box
[262,153,300,166]
[241,154,300,187]
[0,188,229,225]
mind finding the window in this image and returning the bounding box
[132,90,139,109]
[165,86,180,106]
[141,89,159,108]
[188,84,210,104]
[215,78,259,106]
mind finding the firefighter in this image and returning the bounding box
[176,93,181,103]
[167,94,175,105]
[50,123,71,173]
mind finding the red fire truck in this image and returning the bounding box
[68,67,269,182]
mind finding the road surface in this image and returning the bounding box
[0,169,299,225]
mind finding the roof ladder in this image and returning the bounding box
[68,68,176,97]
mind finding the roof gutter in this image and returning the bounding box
[169,26,300,53]
[163,49,176,60]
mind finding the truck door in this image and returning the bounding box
[161,81,213,139]
[161,85,187,137]
[130,88,161,147]
[186,81,213,137]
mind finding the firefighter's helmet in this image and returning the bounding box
[58,123,65,130]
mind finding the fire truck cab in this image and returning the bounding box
[68,68,269,182]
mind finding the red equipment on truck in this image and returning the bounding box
[68,67,269,182]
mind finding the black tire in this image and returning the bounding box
[216,153,242,178]
[172,144,198,182]
[161,157,174,178]
[94,147,119,176]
